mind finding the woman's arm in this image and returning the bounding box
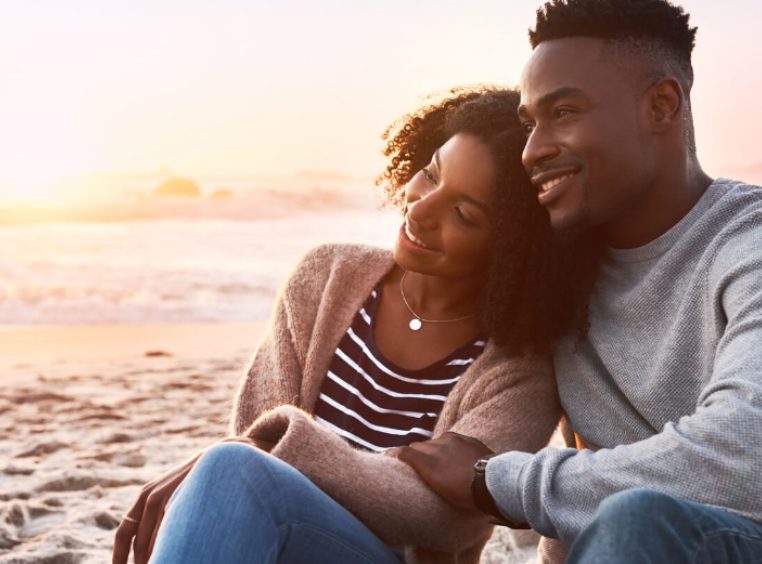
[242,353,560,552]
[230,292,304,435]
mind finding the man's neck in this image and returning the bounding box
[604,157,713,249]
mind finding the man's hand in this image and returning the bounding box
[112,436,273,564]
[393,432,494,512]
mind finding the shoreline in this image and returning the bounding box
[0,322,265,385]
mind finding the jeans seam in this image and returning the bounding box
[690,527,762,562]
[280,520,393,564]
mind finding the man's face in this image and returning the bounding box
[518,37,656,233]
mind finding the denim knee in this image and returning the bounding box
[192,442,270,483]
[603,487,678,516]
[592,489,680,531]
[201,441,261,464]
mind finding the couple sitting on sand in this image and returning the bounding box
[113,0,762,563]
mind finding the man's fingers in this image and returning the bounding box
[395,444,432,469]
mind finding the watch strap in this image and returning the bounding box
[471,457,530,528]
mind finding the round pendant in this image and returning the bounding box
[409,318,422,331]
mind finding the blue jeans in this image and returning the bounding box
[567,488,762,563]
[149,443,403,564]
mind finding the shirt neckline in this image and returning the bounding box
[363,283,485,376]
[606,178,733,264]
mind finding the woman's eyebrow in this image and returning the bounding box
[460,194,490,214]
[433,149,441,170]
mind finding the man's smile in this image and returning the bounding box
[529,167,580,206]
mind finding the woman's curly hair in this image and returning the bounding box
[376,86,602,354]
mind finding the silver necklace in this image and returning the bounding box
[399,271,476,332]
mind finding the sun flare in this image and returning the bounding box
[0,147,91,206]
[0,170,70,205]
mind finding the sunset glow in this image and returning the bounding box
[1,0,760,208]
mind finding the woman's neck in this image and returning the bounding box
[395,267,485,318]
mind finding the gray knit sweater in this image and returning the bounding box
[487,178,762,546]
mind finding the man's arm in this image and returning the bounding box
[399,238,762,544]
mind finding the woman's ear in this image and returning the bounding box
[645,77,684,133]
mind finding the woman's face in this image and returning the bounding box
[393,132,496,280]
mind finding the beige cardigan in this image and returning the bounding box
[231,243,561,564]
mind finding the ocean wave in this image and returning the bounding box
[0,211,398,324]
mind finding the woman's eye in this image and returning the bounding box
[554,108,573,119]
[521,122,535,136]
[454,207,474,225]
[422,168,437,185]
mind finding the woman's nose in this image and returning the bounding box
[406,191,438,229]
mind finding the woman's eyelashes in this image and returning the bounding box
[422,167,438,185]
[417,167,479,227]
[454,206,476,226]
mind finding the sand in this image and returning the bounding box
[0,323,540,563]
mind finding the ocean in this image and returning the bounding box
[0,209,399,325]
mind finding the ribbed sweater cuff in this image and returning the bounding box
[485,451,532,525]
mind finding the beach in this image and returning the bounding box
[0,199,545,563]
[0,323,263,563]
[1,322,543,564]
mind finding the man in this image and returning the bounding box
[396,0,762,561]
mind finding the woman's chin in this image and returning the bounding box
[392,246,428,275]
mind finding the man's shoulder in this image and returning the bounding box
[703,178,762,274]
[709,178,762,217]
[711,177,762,225]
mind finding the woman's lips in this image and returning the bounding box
[397,223,438,253]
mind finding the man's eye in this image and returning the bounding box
[521,123,535,136]
[554,108,573,119]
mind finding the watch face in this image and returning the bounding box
[474,458,490,473]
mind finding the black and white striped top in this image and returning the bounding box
[314,285,486,452]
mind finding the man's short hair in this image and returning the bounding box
[529,0,698,149]
[530,0,696,84]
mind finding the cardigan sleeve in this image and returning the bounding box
[230,292,303,435]
[241,353,560,552]
[447,352,560,455]
[229,245,329,434]
[242,406,492,551]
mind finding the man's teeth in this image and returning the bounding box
[541,173,575,192]
[405,224,429,248]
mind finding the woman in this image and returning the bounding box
[113,86,583,564]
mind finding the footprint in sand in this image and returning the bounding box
[15,441,68,458]
[36,475,142,493]
[3,465,35,476]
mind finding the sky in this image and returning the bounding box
[0,0,760,204]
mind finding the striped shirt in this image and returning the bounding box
[314,285,486,452]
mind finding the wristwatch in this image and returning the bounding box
[471,457,504,519]
[471,457,529,528]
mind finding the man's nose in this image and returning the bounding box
[522,123,560,173]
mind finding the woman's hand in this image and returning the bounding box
[112,436,273,564]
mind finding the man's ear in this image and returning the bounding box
[645,77,684,133]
